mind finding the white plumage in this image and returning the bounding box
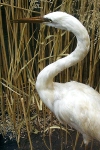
[13,11,100,146]
[35,12,100,145]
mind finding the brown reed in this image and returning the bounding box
[0,0,100,149]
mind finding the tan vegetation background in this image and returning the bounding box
[0,0,100,149]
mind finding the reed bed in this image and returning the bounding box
[0,0,100,150]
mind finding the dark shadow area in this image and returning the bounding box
[0,130,100,150]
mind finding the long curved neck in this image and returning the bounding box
[36,21,90,90]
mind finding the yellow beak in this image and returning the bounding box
[11,16,49,23]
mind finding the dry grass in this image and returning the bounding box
[0,0,100,150]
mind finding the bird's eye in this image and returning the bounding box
[44,18,52,23]
[48,19,52,23]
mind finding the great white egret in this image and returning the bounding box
[12,11,100,146]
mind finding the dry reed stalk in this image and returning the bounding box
[0,2,40,14]
[21,98,33,150]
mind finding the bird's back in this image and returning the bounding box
[53,81,100,143]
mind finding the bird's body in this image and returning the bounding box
[53,81,100,144]
[35,12,100,145]
[12,11,100,145]
[36,74,100,145]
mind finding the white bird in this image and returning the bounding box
[13,11,100,146]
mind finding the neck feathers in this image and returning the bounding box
[36,16,90,91]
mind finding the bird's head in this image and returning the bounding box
[12,11,80,31]
[12,11,89,43]
[43,11,71,30]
